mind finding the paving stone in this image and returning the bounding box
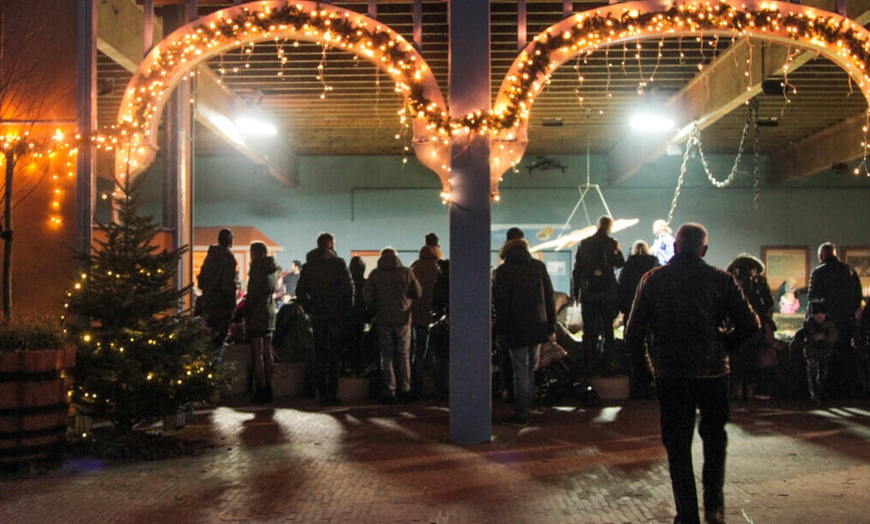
[2,399,870,523]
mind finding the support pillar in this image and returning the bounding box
[76,0,96,266]
[163,6,194,307]
[448,0,491,443]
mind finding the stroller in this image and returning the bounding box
[537,326,598,407]
[492,323,598,407]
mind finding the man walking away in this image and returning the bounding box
[493,227,556,426]
[625,223,759,524]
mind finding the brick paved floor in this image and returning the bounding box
[3,398,870,523]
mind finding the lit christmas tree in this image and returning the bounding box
[66,176,226,433]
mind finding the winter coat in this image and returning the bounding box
[295,247,354,322]
[807,255,863,330]
[493,238,556,349]
[197,245,238,318]
[624,252,760,379]
[244,255,279,333]
[573,229,625,303]
[410,245,442,326]
[726,254,774,321]
[363,251,422,327]
[617,253,658,316]
[431,259,450,319]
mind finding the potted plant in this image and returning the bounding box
[0,312,74,468]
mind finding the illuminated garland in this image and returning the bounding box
[9,0,870,210]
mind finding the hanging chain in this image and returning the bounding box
[752,103,762,209]
[667,100,762,223]
[694,100,756,188]
[666,132,694,226]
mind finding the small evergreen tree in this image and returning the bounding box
[66,176,226,433]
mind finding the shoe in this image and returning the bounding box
[705,508,726,523]
[499,414,529,426]
[252,387,268,404]
[398,391,415,403]
[753,394,771,401]
[320,397,342,407]
[379,395,397,405]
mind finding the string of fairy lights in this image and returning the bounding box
[6,0,870,224]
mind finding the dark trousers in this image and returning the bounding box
[657,375,730,524]
[204,312,232,361]
[312,318,343,401]
[581,300,617,372]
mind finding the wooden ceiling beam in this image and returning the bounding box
[605,40,792,185]
[769,112,866,184]
[195,67,297,185]
[99,0,294,184]
[605,1,870,186]
[97,0,163,72]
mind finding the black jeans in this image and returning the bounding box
[657,375,729,524]
[581,300,617,372]
[312,318,343,401]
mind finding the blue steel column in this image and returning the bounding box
[449,0,492,443]
[75,0,96,265]
[162,6,194,305]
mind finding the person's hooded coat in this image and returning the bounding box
[410,244,443,326]
[245,255,279,332]
[493,238,556,348]
[295,247,354,322]
[364,250,422,327]
[197,244,238,318]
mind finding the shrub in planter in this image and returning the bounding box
[0,313,74,467]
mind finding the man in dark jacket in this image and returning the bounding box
[364,248,422,403]
[410,240,442,397]
[574,215,625,373]
[197,228,238,358]
[617,240,658,398]
[625,223,759,524]
[295,233,354,406]
[807,242,864,398]
[493,228,556,426]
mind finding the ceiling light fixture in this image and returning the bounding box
[235,117,277,137]
[629,112,676,132]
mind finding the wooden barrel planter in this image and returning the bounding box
[0,347,75,466]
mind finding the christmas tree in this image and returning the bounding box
[66,176,226,433]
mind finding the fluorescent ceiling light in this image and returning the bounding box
[629,112,675,132]
[235,117,278,136]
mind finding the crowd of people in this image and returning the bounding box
[197,228,450,406]
[195,221,870,524]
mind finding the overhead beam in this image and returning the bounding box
[98,0,293,185]
[195,67,297,186]
[97,0,163,71]
[606,41,790,185]
[770,112,866,184]
[606,0,870,186]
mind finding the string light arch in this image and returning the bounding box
[490,0,870,196]
[114,0,870,199]
[114,1,448,188]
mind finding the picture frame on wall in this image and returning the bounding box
[761,245,809,295]
[843,246,870,294]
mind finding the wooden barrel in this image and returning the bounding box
[0,347,75,465]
